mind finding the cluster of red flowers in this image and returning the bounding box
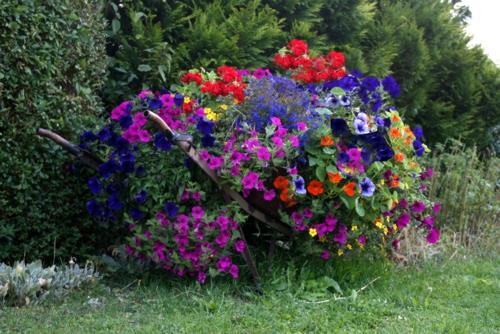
[273,39,346,84]
[180,65,247,103]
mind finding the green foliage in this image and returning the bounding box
[0,0,117,261]
[0,260,99,306]
[103,0,175,107]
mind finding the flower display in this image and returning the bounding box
[79,40,440,282]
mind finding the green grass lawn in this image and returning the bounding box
[1,255,498,334]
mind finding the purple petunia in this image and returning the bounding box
[426,227,440,244]
[333,224,348,245]
[411,201,426,214]
[242,171,260,190]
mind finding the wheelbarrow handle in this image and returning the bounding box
[36,128,102,170]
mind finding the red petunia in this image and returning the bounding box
[287,39,309,57]
[307,180,324,196]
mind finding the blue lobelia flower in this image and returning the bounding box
[359,177,376,197]
[87,176,101,194]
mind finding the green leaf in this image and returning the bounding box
[111,19,120,34]
[315,166,326,182]
[315,107,333,116]
[326,165,337,174]
[355,197,365,217]
[331,87,345,96]
[138,64,152,72]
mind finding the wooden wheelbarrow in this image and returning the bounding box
[37,111,293,286]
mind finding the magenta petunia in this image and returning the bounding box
[321,250,330,260]
[263,189,276,201]
[396,212,411,229]
[229,264,239,279]
[242,171,260,190]
[411,201,426,213]
[256,146,271,161]
[217,256,232,272]
[426,227,440,244]
[333,224,347,245]
[191,206,205,220]
[234,240,246,253]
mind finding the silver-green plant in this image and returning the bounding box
[0,260,99,306]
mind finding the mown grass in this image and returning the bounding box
[1,252,498,334]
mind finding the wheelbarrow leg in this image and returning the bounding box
[221,193,261,290]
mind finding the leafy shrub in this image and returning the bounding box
[0,0,119,261]
[0,260,99,306]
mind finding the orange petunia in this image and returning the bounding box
[390,127,402,138]
[320,135,334,147]
[343,181,357,197]
[327,172,343,184]
[394,152,405,162]
[307,180,324,196]
[273,176,289,190]
[389,175,400,188]
[279,188,290,202]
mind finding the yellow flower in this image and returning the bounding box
[374,218,384,229]
[205,107,213,114]
[337,249,344,256]
[309,228,317,237]
[385,216,390,223]
[219,104,228,111]
[346,243,352,250]
[383,227,389,235]
[351,225,358,232]
[393,224,398,231]
[378,179,385,187]
[184,96,191,104]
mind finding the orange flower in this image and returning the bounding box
[343,181,356,197]
[390,127,402,138]
[394,152,405,162]
[279,189,290,202]
[320,135,334,147]
[273,176,289,190]
[389,175,400,188]
[327,172,343,184]
[392,114,401,122]
[404,137,412,146]
[307,180,324,196]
